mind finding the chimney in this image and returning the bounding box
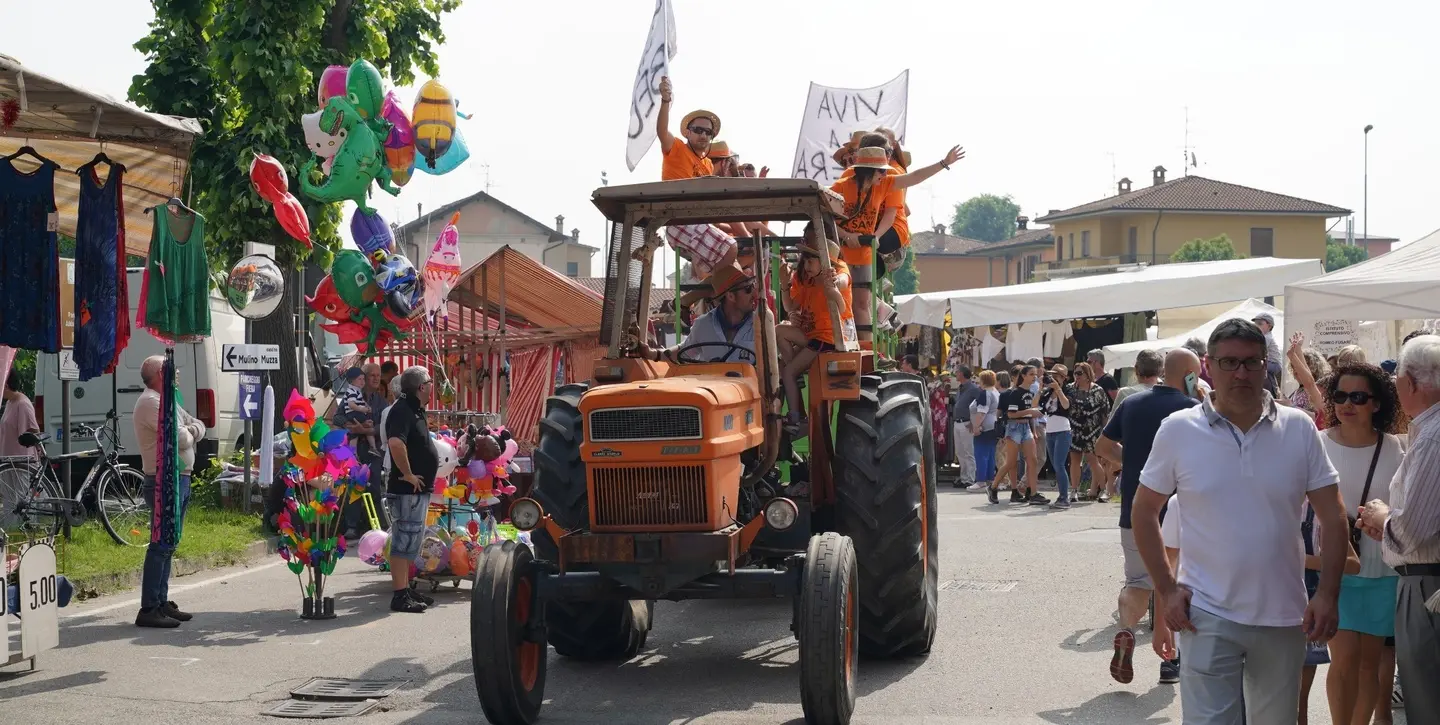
[1152,166,1167,186]
[1016,215,1029,231]
[570,228,580,243]
[555,214,565,233]
[1118,177,1132,195]
[934,224,946,235]
[1048,209,1060,216]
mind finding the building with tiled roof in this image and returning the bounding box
[909,220,1057,291]
[1033,166,1350,277]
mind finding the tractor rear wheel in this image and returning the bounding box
[832,373,939,658]
[530,383,652,660]
[470,540,546,725]
[798,532,858,725]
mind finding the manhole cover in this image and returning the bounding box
[291,677,406,700]
[940,579,1018,592]
[263,699,378,719]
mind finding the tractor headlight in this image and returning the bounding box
[510,498,544,532]
[763,497,799,531]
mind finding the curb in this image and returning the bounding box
[71,537,280,599]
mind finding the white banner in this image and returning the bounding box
[791,70,909,183]
[1310,319,1358,356]
[625,0,678,171]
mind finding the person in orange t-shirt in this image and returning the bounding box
[656,75,718,181]
[829,140,964,343]
[778,229,855,435]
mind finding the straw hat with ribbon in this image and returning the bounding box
[849,146,893,170]
[677,262,755,308]
[832,130,867,165]
[708,140,734,159]
[680,109,721,136]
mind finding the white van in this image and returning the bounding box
[34,267,247,472]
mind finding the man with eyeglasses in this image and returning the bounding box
[635,262,757,366]
[383,366,440,614]
[1129,318,1349,723]
[656,75,718,181]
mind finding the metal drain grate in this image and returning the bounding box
[291,678,407,700]
[263,700,378,719]
[940,579,1019,593]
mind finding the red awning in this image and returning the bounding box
[447,246,602,336]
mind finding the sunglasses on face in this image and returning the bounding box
[1215,357,1266,372]
[687,125,714,137]
[1330,390,1374,406]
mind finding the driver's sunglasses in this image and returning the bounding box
[687,125,715,137]
[1215,357,1266,372]
[735,283,756,295]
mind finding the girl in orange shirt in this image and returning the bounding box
[778,232,855,435]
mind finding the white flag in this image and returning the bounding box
[625,0,678,172]
[790,70,909,182]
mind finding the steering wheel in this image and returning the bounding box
[674,341,754,364]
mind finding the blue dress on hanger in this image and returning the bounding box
[74,160,128,380]
[0,158,61,352]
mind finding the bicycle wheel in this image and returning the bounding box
[98,465,152,547]
[0,459,62,538]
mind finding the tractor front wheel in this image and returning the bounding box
[798,531,858,725]
[470,540,546,725]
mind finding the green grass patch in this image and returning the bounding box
[55,509,267,596]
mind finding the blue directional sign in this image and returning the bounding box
[238,373,261,421]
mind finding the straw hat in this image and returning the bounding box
[680,109,721,136]
[677,262,754,308]
[832,130,866,165]
[708,141,733,159]
[850,146,892,170]
[799,238,844,262]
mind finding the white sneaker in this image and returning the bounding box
[968,482,990,492]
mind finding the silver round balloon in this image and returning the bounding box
[225,254,286,320]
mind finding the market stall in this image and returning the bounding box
[1285,228,1440,327]
[1101,298,1282,370]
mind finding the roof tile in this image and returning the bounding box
[1035,175,1350,223]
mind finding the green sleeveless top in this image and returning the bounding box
[143,208,211,341]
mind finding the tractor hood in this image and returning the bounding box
[579,375,759,410]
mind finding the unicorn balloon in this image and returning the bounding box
[422,212,463,317]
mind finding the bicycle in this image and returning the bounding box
[0,413,151,547]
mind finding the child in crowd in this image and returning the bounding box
[337,366,377,450]
[778,230,855,435]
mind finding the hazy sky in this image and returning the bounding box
[9,0,1439,270]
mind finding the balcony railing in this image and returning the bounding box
[1041,253,1171,273]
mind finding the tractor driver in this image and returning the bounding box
[634,262,757,366]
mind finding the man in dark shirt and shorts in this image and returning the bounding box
[385,366,439,613]
[1095,348,1202,685]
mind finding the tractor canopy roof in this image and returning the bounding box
[591,177,845,228]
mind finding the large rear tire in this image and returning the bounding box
[471,540,547,725]
[530,383,652,660]
[832,373,939,658]
[798,532,858,725]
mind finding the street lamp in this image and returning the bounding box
[1364,124,1373,251]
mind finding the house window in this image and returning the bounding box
[566,261,579,277]
[1056,237,1064,260]
[1127,226,1138,260]
[1250,228,1274,257]
[1081,230,1091,258]
[1068,233,1075,259]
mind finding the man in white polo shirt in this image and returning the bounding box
[1130,318,1350,725]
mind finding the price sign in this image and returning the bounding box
[18,543,59,658]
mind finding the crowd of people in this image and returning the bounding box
[929,321,1440,725]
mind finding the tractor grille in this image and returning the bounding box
[592,466,708,528]
[589,407,701,441]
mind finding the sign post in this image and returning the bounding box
[221,344,282,373]
[238,372,261,512]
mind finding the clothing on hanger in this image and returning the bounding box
[1007,322,1044,363]
[0,158,61,352]
[139,205,211,343]
[980,331,1004,367]
[74,158,131,380]
[1043,319,1073,358]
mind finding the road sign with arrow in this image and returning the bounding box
[221,344,281,372]
[238,374,261,421]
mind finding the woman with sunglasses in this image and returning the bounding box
[1321,362,1405,725]
[1068,363,1113,502]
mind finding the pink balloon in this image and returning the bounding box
[358,530,388,565]
[317,65,348,109]
[381,91,415,150]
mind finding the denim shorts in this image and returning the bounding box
[388,493,430,560]
[1004,421,1033,443]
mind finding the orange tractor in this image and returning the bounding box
[470,178,938,725]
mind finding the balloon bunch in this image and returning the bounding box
[249,154,312,247]
[299,59,401,215]
[274,391,369,602]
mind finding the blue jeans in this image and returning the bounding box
[141,474,192,611]
[974,436,997,483]
[1046,430,1073,500]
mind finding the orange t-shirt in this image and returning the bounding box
[661,137,714,180]
[838,163,911,248]
[788,261,855,346]
[829,173,904,267]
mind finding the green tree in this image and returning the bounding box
[890,246,919,295]
[1171,234,1242,263]
[1324,235,1368,272]
[129,0,460,271]
[950,194,1021,242]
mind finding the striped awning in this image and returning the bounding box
[0,54,201,258]
[448,246,603,334]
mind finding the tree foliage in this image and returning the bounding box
[1324,235,1368,272]
[950,194,1021,243]
[1171,234,1242,263]
[890,246,919,295]
[129,0,460,271]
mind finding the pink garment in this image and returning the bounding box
[0,393,39,458]
[0,345,15,386]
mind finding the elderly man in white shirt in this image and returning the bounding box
[1359,334,1440,725]
[1129,319,1349,725]
[132,355,207,629]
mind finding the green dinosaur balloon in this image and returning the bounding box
[329,249,402,350]
[299,95,400,214]
[346,59,385,121]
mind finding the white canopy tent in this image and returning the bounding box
[1285,227,1440,326]
[897,257,1323,329]
[1101,298,1281,370]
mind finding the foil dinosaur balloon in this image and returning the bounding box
[321,250,401,352]
[330,249,382,309]
[298,94,400,214]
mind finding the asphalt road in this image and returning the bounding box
[0,485,1400,724]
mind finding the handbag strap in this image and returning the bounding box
[1358,435,1385,508]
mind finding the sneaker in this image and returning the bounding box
[1110,628,1136,684]
[391,592,427,613]
[160,601,193,622]
[1069,492,1078,503]
[409,588,436,606]
[1049,498,1071,510]
[136,608,181,628]
[1098,491,1112,503]
[1028,492,1050,506]
[1010,489,1026,503]
[967,481,989,492]
[987,486,999,505]
[1159,658,1180,684]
